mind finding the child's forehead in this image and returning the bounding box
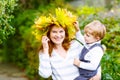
[84,24,101,33]
[84,27,93,32]
[85,30,93,35]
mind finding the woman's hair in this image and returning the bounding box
[40,24,71,56]
[84,20,106,40]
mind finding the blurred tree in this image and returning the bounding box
[19,0,57,9]
[18,0,71,9]
[0,0,17,44]
[78,0,120,10]
[105,0,113,10]
[105,0,120,10]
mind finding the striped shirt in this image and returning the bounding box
[38,31,101,80]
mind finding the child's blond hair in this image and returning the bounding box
[84,20,106,40]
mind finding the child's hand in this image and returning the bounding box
[73,21,80,32]
[73,58,80,67]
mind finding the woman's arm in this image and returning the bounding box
[38,51,52,78]
[38,36,52,78]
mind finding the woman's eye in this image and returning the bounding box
[52,31,57,33]
[60,30,64,33]
[60,31,63,33]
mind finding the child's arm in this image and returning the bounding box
[74,21,85,44]
[78,47,103,70]
[73,58,101,80]
[73,21,80,32]
[73,56,101,80]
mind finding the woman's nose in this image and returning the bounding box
[56,32,61,37]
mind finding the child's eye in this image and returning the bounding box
[87,34,90,37]
[85,33,90,37]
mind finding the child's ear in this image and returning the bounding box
[96,36,100,41]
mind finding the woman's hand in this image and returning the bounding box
[73,58,80,67]
[42,36,50,53]
[89,74,101,80]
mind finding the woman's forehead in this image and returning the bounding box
[51,26,64,30]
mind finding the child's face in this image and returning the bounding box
[84,32,99,44]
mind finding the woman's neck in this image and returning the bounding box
[54,44,67,58]
[54,44,63,49]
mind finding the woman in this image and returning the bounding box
[34,8,101,80]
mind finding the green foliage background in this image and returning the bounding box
[0,0,17,44]
[0,0,120,80]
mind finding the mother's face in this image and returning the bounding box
[50,26,65,45]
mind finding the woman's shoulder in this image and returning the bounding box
[70,40,83,49]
